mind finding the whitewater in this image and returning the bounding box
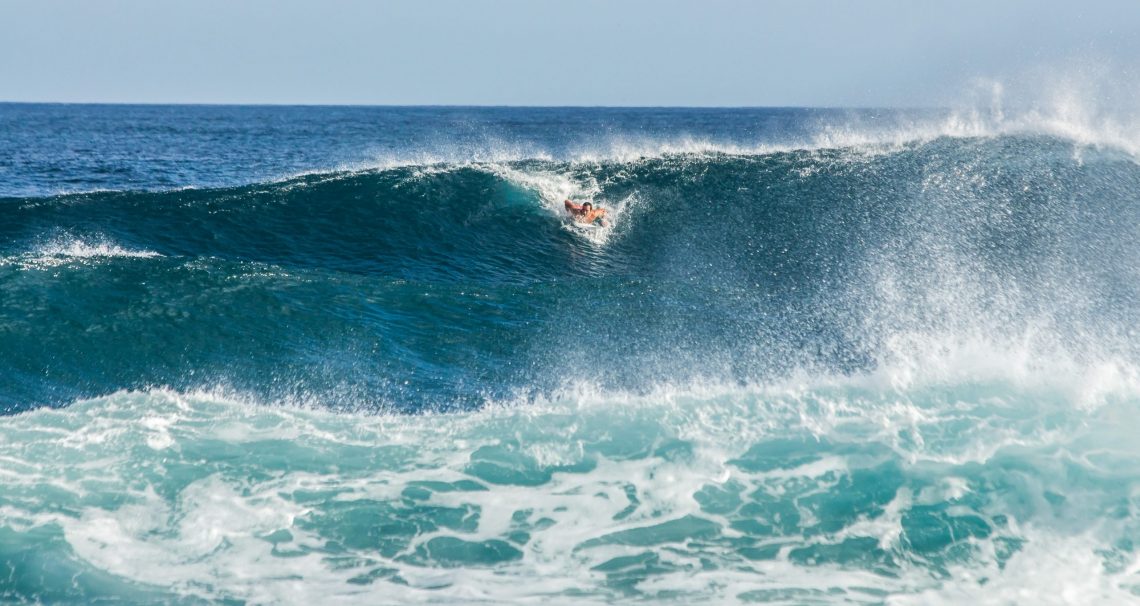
[2,101,1140,604]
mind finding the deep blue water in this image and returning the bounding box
[3,103,1140,604]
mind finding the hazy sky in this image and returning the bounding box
[1,0,1137,106]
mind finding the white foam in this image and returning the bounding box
[486,163,645,246]
[894,531,1140,605]
[4,374,1140,604]
[4,236,163,269]
[40,238,161,260]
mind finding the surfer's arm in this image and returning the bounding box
[565,200,581,212]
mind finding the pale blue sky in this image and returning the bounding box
[1,0,1136,106]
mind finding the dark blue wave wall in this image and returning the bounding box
[3,135,1138,413]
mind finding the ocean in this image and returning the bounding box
[2,103,1139,604]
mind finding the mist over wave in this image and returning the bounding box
[3,96,1140,603]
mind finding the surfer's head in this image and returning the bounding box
[582,202,593,212]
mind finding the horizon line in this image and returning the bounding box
[0,100,944,112]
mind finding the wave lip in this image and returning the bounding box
[4,105,1137,203]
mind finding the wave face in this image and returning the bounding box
[3,104,1140,603]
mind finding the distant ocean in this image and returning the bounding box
[2,103,1139,604]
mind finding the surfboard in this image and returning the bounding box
[568,220,603,231]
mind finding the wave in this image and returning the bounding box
[2,132,1139,413]
[2,156,1138,597]
[6,104,1140,602]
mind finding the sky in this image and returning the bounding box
[0,0,1137,107]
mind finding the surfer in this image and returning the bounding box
[564,199,608,226]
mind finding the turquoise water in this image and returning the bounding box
[2,104,1140,603]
